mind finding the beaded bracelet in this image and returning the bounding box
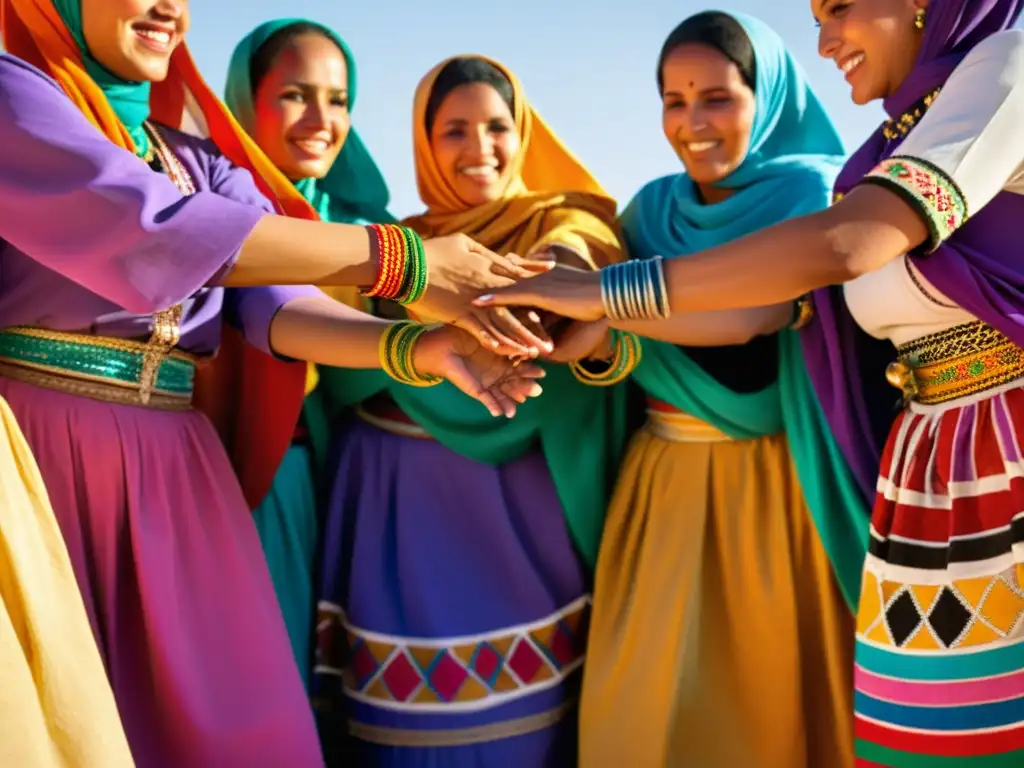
[600,256,670,322]
[570,330,642,386]
[378,321,443,387]
[364,224,429,305]
[789,295,814,330]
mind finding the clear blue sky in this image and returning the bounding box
[187,1,933,217]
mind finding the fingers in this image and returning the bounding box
[488,252,556,280]
[443,357,504,418]
[473,283,545,311]
[498,308,553,354]
[456,314,501,353]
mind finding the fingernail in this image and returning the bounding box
[543,342,554,352]
[528,347,539,357]
[528,311,540,323]
[477,294,493,303]
[529,384,543,397]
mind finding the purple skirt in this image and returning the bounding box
[314,416,588,767]
[0,378,322,768]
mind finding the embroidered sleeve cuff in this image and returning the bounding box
[859,156,968,252]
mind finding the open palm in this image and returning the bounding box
[416,326,546,418]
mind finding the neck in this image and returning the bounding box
[696,182,736,205]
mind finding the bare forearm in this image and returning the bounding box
[614,303,792,346]
[268,295,393,367]
[222,215,378,288]
[663,186,927,312]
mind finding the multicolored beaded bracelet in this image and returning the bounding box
[378,321,443,387]
[364,224,429,305]
[570,329,641,386]
[600,257,670,322]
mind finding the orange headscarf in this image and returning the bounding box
[0,0,319,509]
[404,54,621,268]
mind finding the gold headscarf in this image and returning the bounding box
[403,55,623,268]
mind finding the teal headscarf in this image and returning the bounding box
[52,0,152,155]
[224,18,393,225]
[622,12,868,608]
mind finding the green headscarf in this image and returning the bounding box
[224,18,396,473]
[52,0,152,156]
[224,18,393,225]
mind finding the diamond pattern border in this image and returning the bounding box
[857,567,1024,651]
[316,596,590,712]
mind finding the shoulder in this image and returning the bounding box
[944,29,1024,94]
[0,54,73,114]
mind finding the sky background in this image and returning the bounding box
[188,1,919,216]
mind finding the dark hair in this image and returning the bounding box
[249,22,344,94]
[424,57,515,135]
[656,11,756,93]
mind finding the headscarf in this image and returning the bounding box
[224,19,394,455]
[49,0,150,152]
[320,55,632,567]
[802,0,1024,506]
[0,0,321,509]
[224,18,393,227]
[620,12,867,607]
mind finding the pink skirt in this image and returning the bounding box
[0,377,322,767]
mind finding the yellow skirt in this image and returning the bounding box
[0,396,133,766]
[580,411,854,767]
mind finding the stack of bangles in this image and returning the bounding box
[363,223,429,304]
[571,329,642,386]
[600,255,671,321]
[378,321,443,387]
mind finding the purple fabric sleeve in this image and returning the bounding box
[0,55,265,314]
[201,149,321,355]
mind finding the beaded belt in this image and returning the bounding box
[886,321,1024,405]
[645,398,735,443]
[0,327,199,411]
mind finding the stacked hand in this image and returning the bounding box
[415,235,556,357]
[414,325,546,418]
[473,264,606,322]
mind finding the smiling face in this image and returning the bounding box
[814,0,928,105]
[81,0,188,82]
[660,42,756,200]
[251,32,350,181]
[428,82,520,206]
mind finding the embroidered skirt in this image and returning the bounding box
[854,381,1024,765]
[314,413,587,767]
[580,406,855,767]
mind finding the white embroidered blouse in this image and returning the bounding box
[843,29,1024,347]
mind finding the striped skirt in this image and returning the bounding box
[854,379,1024,765]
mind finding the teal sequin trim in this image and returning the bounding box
[0,329,194,396]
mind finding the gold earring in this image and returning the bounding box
[914,8,926,29]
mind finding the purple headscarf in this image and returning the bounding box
[801,0,1024,500]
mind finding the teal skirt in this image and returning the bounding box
[253,443,318,688]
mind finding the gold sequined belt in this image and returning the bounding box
[886,321,1024,405]
[0,326,200,411]
[645,398,736,442]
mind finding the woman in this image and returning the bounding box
[538,11,860,765]
[0,1,548,764]
[312,55,635,766]
[224,17,395,682]
[477,0,1024,764]
[0,400,134,767]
